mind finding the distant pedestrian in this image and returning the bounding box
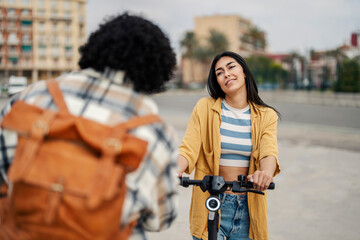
[178,51,281,240]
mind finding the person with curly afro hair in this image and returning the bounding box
[79,12,177,94]
[0,12,179,240]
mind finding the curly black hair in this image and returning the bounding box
[78,13,176,94]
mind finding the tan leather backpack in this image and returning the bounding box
[0,81,161,240]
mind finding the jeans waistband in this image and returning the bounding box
[220,192,247,202]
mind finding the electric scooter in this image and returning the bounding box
[179,175,275,240]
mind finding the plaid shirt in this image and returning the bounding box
[0,68,179,240]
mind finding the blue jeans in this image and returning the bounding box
[192,193,250,240]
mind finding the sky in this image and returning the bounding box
[86,0,360,57]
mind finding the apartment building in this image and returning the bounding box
[194,14,256,57]
[0,0,86,85]
[182,14,266,86]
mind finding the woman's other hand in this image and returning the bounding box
[247,170,273,192]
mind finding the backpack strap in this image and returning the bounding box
[116,114,162,131]
[46,81,70,115]
[86,114,162,208]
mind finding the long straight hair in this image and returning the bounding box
[207,51,280,117]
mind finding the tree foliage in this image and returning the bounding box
[241,26,266,50]
[180,31,198,58]
[335,58,360,92]
[246,55,289,88]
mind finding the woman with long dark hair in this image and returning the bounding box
[178,51,281,240]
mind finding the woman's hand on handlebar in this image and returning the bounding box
[177,155,189,177]
[247,170,273,192]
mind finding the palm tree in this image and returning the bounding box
[241,26,266,52]
[194,30,229,82]
[180,31,198,83]
[208,29,229,55]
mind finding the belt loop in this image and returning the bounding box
[220,192,225,203]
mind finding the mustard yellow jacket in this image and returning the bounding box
[179,97,280,240]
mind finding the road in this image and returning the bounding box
[152,90,360,152]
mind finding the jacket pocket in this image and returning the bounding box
[196,145,214,173]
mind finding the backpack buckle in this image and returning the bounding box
[106,138,122,154]
[33,120,49,135]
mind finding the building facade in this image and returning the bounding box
[194,15,257,57]
[0,0,86,86]
[182,14,266,86]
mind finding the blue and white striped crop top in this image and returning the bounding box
[220,99,252,167]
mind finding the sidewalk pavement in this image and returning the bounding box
[260,90,360,108]
[147,109,360,240]
[148,131,360,240]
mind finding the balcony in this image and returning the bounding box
[22,51,33,58]
[6,14,18,20]
[21,26,32,32]
[8,39,20,45]
[8,51,20,57]
[52,51,60,58]
[22,39,32,45]
[8,56,19,65]
[6,25,19,32]
[38,51,47,57]
[65,51,73,58]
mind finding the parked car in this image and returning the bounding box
[8,76,27,96]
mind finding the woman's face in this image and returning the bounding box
[215,56,246,96]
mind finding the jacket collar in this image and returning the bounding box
[82,68,126,86]
[211,97,222,114]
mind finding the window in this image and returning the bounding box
[21,0,31,5]
[39,45,46,56]
[64,1,70,9]
[51,0,57,8]
[64,23,70,32]
[8,33,18,43]
[21,9,30,16]
[37,9,45,17]
[52,36,58,44]
[6,0,16,4]
[22,34,31,42]
[38,0,44,7]
[52,23,57,32]
[8,21,16,29]
[51,10,57,18]
[8,9,16,16]
[65,36,71,45]
[65,46,72,57]
[52,46,59,57]
[38,22,45,31]
[64,11,71,19]
[38,35,45,43]
[9,46,17,53]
